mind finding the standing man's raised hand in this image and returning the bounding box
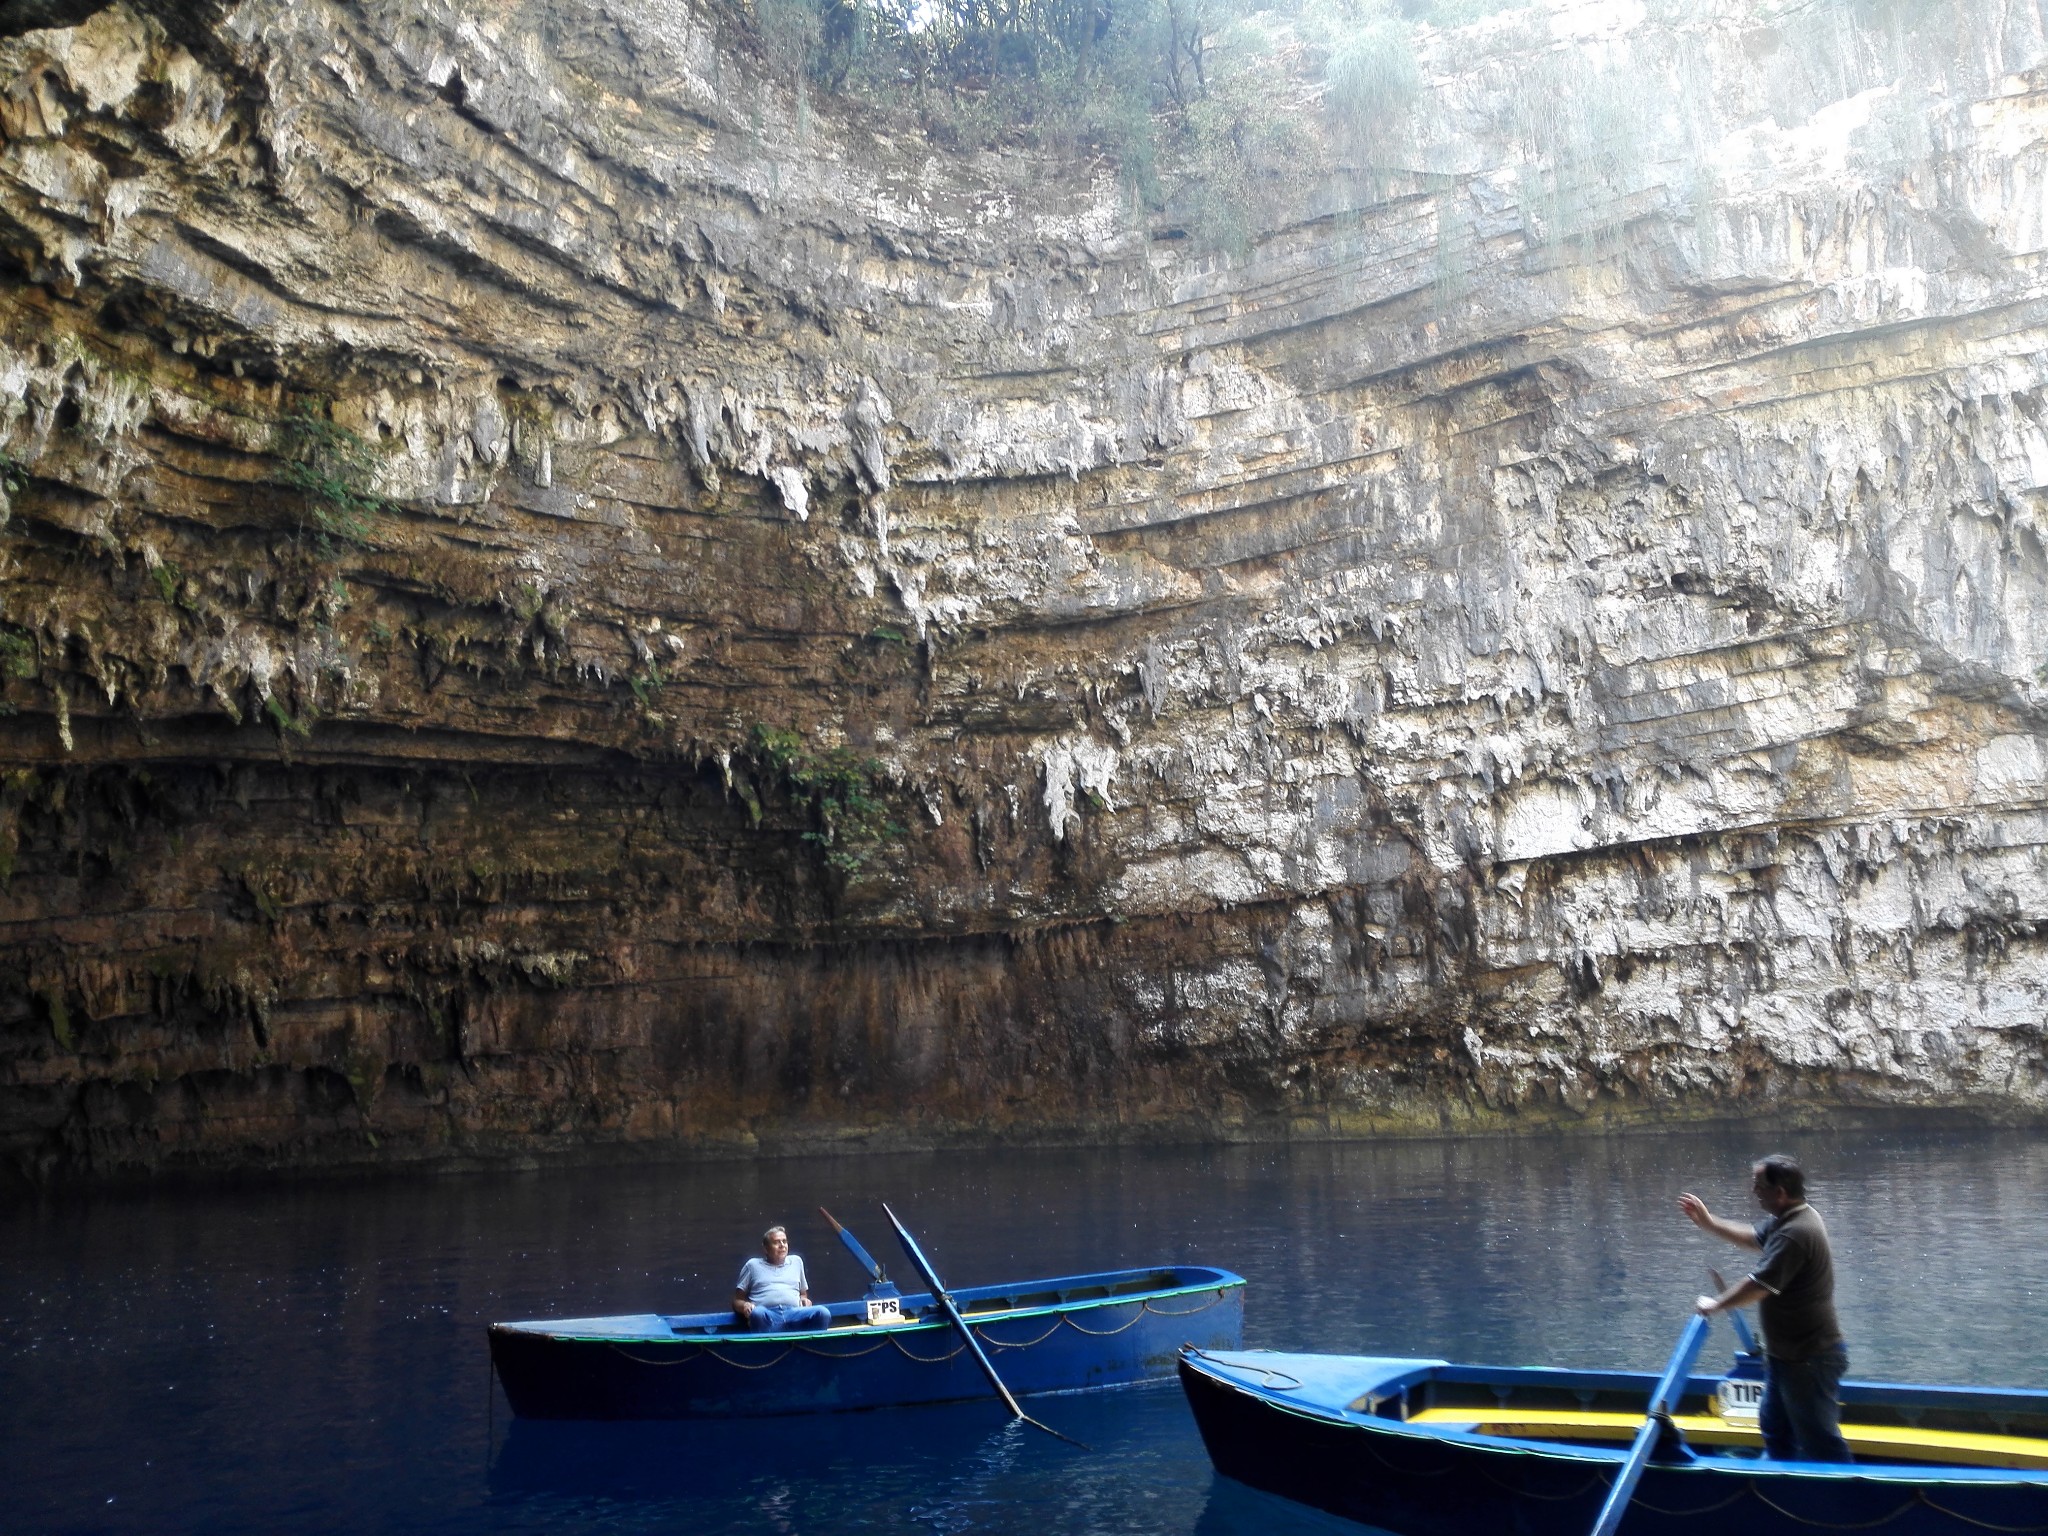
[1678,1191,1763,1249]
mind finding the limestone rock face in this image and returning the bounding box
[4,0,2048,1179]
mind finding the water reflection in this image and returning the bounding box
[6,1124,2046,1533]
[1193,1476,1397,1536]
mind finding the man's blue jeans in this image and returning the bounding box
[745,1303,833,1333]
[1760,1345,1852,1462]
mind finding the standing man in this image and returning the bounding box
[733,1224,834,1333]
[1679,1154,1851,1462]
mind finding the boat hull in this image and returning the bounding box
[492,1266,1243,1418]
[1178,1351,2048,1536]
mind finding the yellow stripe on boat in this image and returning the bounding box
[1401,1408,2048,1470]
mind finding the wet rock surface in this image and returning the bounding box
[4,0,2048,1180]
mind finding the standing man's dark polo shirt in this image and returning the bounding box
[1749,1203,1843,1361]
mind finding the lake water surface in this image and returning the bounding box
[6,1124,2046,1534]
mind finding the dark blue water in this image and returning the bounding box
[6,1126,2046,1535]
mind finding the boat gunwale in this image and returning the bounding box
[496,1266,1246,1344]
[1178,1350,2048,1486]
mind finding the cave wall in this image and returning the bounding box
[4,0,2048,1181]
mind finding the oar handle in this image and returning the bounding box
[1708,1268,1760,1356]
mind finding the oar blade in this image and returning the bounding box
[1018,1414,1092,1452]
[819,1206,887,1285]
[1587,1313,1712,1536]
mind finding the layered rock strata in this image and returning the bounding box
[4,0,2048,1180]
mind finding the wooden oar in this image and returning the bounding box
[1587,1312,1711,1536]
[1708,1267,1760,1356]
[880,1201,1089,1451]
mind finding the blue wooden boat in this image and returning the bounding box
[490,1264,1243,1418]
[1178,1345,2048,1535]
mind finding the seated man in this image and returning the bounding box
[733,1224,834,1332]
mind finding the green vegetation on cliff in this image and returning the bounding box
[744,723,903,875]
[274,405,387,551]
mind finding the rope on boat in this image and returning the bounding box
[608,1288,1227,1369]
[1915,1496,2048,1533]
[1629,1487,1751,1517]
[979,1317,1067,1350]
[1142,1293,1231,1319]
[603,1343,798,1369]
[979,1295,1220,1346]
[1047,1306,1144,1339]
[604,1345,707,1367]
[1480,1455,2048,1530]
[704,1345,800,1370]
[1059,1292,1228,1337]
[795,1338,897,1359]
[1550,1474,2048,1532]
[884,1333,968,1364]
[1744,1490,1916,1531]
[1751,1488,2048,1534]
[1745,1486,1946,1530]
[1180,1348,1302,1390]
[1480,1466,1608,1501]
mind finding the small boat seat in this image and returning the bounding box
[1403,1407,2048,1470]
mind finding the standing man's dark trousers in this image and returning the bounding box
[1760,1345,1852,1462]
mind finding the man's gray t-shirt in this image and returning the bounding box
[736,1255,809,1308]
[1749,1204,1843,1362]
